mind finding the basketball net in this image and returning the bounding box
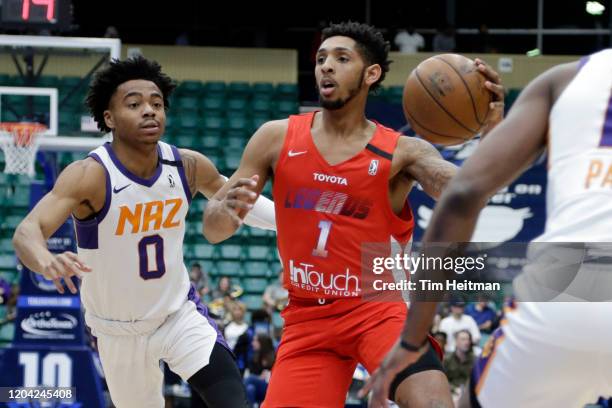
[0,122,46,177]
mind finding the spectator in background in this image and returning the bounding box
[438,298,481,352]
[465,297,499,334]
[473,23,494,53]
[189,262,210,299]
[103,26,120,39]
[209,276,243,324]
[244,333,276,408]
[224,302,249,350]
[234,309,272,375]
[444,330,476,400]
[433,24,456,52]
[433,331,448,353]
[394,26,425,54]
[262,272,288,315]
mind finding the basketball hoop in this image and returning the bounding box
[0,122,47,177]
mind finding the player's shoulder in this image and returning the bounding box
[63,156,106,181]
[257,118,289,137]
[394,135,439,162]
[53,156,106,197]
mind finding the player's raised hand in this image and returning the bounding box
[221,175,259,227]
[475,58,505,136]
[41,251,92,294]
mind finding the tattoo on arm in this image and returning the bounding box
[421,160,456,198]
[405,139,458,199]
[182,153,197,198]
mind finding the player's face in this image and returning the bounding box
[104,79,166,146]
[315,36,367,110]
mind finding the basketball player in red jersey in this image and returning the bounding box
[204,22,504,407]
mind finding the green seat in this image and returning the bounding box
[203,81,227,96]
[0,74,10,85]
[228,82,251,98]
[202,97,225,112]
[219,244,243,260]
[0,239,14,254]
[251,114,270,131]
[275,83,298,100]
[226,98,249,112]
[251,99,272,114]
[242,295,263,310]
[247,245,270,261]
[252,82,274,96]
[0,322,15,343]
[177,80,204,96]
[202,116,226,131]
[275,100,298,117]
[177,96,199,112]
[0,255,16,269]
[193,244,215,259]
[226,136,246,150]
[243,261,268,277]
[249,227,270,239]
[177,115,200,130]
[272,311,284,328]
[244,278,268,294]
[216,260,242,277]
[201,135,221,151]
[174,135,196,148]
[8,186,30,208]
[222,152,241,172]
[2,215,22,230]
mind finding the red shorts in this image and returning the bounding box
[263,298,413,408]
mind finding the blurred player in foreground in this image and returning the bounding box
[13,56,275,408]
[362,49,612,408]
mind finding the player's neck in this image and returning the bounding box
[319,107,371,139]
[110,140,159,179]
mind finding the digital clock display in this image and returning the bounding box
[1,0,72,30]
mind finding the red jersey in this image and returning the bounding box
[273,112,414,301]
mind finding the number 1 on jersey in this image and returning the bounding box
[312,220,332,258]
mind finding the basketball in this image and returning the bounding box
[402,54,491,146]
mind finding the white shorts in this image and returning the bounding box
[90,300,218,408]
[474,302,612,408]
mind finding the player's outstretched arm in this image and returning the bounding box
[203,120,286,243]
[361,62,577,408]
[12,159,102,293]
[178,149,276,231]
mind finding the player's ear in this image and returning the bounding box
[365,64,382,87]
[103,110,115,130]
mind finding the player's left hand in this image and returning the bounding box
[475,58,505,136]
[358,340,423,408]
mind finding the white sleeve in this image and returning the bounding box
[244,193,276,231]
[219,174,276,231]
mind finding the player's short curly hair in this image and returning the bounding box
[86,56,176,132]
[321,21,391,92]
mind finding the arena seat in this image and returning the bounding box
[243,278,268,294]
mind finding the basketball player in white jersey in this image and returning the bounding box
[363,49,612,407]
[12,56,274,408]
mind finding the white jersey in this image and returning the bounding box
[76,141,192,322]
[536,49,612,242]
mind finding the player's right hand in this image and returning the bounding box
[221,175,259,227]
[41,251,92,294]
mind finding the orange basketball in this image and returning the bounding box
[402,54,491,146]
